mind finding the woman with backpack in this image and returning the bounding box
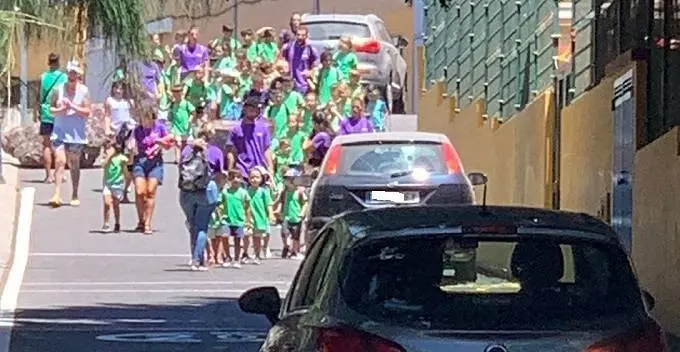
[178,123,225,271]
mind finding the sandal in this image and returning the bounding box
[48,196,62,208]
[143,226,153,235]
[135,222,144,232]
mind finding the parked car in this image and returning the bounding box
[300,13,409,113]
[299,131,477,243]
[240,205,667,352]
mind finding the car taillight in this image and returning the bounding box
[354,39,381,54]
[322,145,342,175]
[585,323,667,352]
[441,143,463,174]
[317,327,406,352]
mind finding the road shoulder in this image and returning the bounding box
[0,154,20,296]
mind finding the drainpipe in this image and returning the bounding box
[411,0,425,114]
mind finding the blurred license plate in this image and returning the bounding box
[368,191,420,204]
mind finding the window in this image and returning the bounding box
[287,229,335,311]
[300,232,338,307]
[374,22,392,43]
[339,234,644,330]
[303,21,371,40]
[338,142,446,176]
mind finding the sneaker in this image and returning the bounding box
[292,253,305,261]
[197,266,208,271]
[265,248,272,259]
[241,257,250,265]
[222,261,232,268]
[190,265,199,271]
[251,258,261,265]
[232,262,242,269]
[102,223,111,232]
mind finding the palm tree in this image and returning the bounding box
[1,0,154,106]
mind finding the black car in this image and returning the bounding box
[240,205,667,352]
[300,131,478,243]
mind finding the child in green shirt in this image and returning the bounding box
[208,203,226,265]
[272,114,306,167]
[300,92,318,135]
[255,29,279,64]
[219,169,251,269]
[183,69,211,119]
[265,89,291,139]
[169,84,196,162]
[246,167,275,263]
[333,36,359,81]
[281,76,304,113]
[313,51,342,107]
[272,139,292,196]
[277,168,307,259]
[102,138,129,233]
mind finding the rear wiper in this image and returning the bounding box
[389,170,413,178]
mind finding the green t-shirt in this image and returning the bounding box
[273,151,292,188]
[213,56,236,71]
[248,186,273,231]
[272,130,306,165]
[170,99,195,137]
[317,67,342,106]
[256,41,278,63]
[245,44,258,62]
[218,84,236,117]
[209,204,225,229]
[333,51,358,81]
[266,104,290,139]
[184,79,210,108]
[301,110,314,135]
[39,69,67,123]
[283,90,304,113]
[238,74,252,97]
[104,154,128,186]
[284,190,304,223]
[221,186,250,227]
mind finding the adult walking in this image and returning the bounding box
[280,26,318,94]
[48,60,91,207]
[131,109,174,234]
[178,26,210,81]
[338,97,375,135]
[279,12,302,47]
[227,97,273,177]
[178,123,224,271]
[37,53,67,184]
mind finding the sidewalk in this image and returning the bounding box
[0,153,20,290]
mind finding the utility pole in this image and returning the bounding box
[313,0,320,14]
[410,0,425,114]
[19,24,28,125]
[233,0,239,38]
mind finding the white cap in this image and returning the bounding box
[66,60,83,75]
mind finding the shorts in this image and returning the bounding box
[131,156,164,184]
[282,222,301,241]
[51,140,84,154]
[246,227,269,237]
[228,226,244,239]
[103,184,125,200]
[39,122,54,136]
[208,227,228,238]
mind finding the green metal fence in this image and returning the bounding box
[424,0,560,120]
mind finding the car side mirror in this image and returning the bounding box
[467,172,488,186]
[239,286,282,325]
[643,290,656,310]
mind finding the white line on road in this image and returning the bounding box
[19,289,288,294]
[22,281,290,286]
[0,187,35,352]
[29,252,189,257]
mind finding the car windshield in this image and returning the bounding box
[340,234,644,330]
[304,21,371,40]
[337,142,446,176]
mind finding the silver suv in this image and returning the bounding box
[301,13,409,113]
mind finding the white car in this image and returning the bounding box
[301,13,409,113]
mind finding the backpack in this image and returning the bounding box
[178,147,212,192]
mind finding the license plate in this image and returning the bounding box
[367,191,420,204]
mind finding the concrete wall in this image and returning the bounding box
[419,61,680,335]
[418,81,554,207]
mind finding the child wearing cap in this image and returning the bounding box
[255,28,279,64]
[217,68,242,120]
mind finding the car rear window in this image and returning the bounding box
[340,234,644,330]
[337,142,446,176]
[304,21,371,40]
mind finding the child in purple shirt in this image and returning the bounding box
[338,98,375,135]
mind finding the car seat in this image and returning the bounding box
[510,241,564,294]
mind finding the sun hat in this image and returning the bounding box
[66,60,83,75]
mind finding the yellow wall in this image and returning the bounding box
[633,127,680,336]
[418,61,680,335]
[418,81,553,207]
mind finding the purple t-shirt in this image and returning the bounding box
[129,61,160,102]
[134,121,168,159]
[282,41,318,93]
[229,120,272,176]
[179,43,209,73]
[339,117,374,135]
[180,143,224,173]
[311,132,331,160]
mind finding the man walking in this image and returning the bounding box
[37,53,67,184]
[227,97,272,176]
[280,26,318,94]
[48,60,91,207]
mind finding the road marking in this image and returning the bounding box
[20,289,288,294]
[0,317,251,325]
[22,281,290,286]
[95,330,268,344]
[0,187,35,352]
[29,253,189,257]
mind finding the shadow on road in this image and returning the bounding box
[6,296,270,351]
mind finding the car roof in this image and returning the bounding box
[331,131,451,146]
[336,205,617,240]
[301,13,379,24]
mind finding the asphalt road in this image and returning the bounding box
[8,161,300,351]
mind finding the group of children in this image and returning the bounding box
[207,166,307,269]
